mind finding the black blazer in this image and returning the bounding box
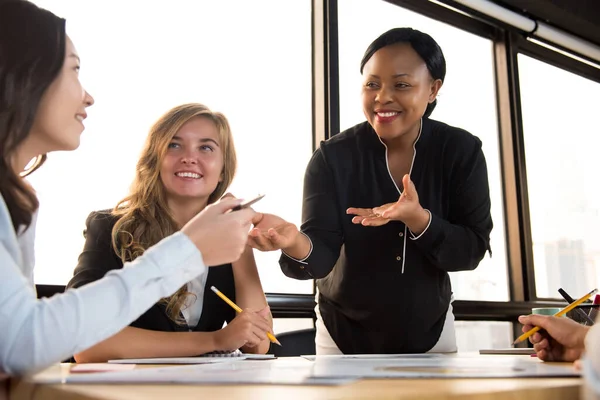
[67,211,236,332]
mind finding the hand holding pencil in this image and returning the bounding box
[515,289,597,362]
[211,286,281,347]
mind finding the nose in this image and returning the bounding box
[374,85,393,104]
[180,150,198,165]
[84,90,94,107]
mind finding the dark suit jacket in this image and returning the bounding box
[67,210,236,332]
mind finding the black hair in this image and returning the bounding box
[360,27,446,118]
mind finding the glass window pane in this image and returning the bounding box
[29,0,313,294]
[519,54,600,299]
[455,321,513,351]
[338,0,508,301]
[273,318,314,335]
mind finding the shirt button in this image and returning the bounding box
[299,266,305,270]
[396,256,402,261]
[399,232,404,237]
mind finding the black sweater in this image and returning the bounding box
[280,118,493,354]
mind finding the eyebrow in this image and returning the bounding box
[69,53,80,62]
[172,136,220,147]
[368,73,411,79]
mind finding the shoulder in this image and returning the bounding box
[426,118,483,152]
[83,209,119,240]
[316,121,377,163]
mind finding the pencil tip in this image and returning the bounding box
[274,339,282,346]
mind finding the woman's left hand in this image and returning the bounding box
[347,174,429,233]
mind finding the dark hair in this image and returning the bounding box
[0,0,66,231]
[360,27,446,118]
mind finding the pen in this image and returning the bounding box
[210,286,281,346]
[558,288,594,325]
[514,288,598,345]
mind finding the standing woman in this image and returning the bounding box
[0,0,254,375]
[249,28,493,355]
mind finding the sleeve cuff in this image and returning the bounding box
[282,232,313,265]
[409,209,432,240]
[582,356,600,395]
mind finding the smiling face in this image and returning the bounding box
[159,116,224,203]
[361,43,441,144]
[29,36,94,153]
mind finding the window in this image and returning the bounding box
[29,0,313,295]
[455,321,513,351]
[338,0,509,301]
[519,54,600,299]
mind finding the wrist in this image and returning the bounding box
[203,331,219,352]
[282,231,310,259]
[404,207,430,235]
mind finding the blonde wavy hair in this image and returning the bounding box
[111,103,237,323]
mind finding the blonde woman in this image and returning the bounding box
[67,104,273,362]
[0,1,253,376]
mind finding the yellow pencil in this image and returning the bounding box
[210,286,281,346]
[513,288,598,345]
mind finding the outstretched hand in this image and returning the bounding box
[347,174,429,233]
[247,213,300,252]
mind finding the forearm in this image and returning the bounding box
[411,213,490,272]
[75,327,217,363]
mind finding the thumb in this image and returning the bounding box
[251,212,264,226]
[402,174,416,197]
[209,197,243,214]
[519,314,552,330]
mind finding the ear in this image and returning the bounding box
[428,79,443,103]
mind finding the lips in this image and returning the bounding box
[374,110,401,123]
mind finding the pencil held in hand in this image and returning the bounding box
[210,286,281,346]
[513,288,598,345]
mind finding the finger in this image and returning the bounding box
[229,208,256,224]
[351,216,367,224]
[574,359,583,371]
[346,207,373,217]
[251,212,264,226]
[220,192,236,200]
[402,174,414,197]
[532,332,544,343]
[361,217,389,227]
[519,314,552,334]
[537,349,549,361]
[257,306,271,319]
[267,228,287,248]
[248,233,273,251]
[534,338,549,352]
[210,197,244,214]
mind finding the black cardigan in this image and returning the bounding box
[280,118,493,354]
[67,211,236,332]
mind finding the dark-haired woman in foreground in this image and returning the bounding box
[249,27,493,355]
[0,0,254,375]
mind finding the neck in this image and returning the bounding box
[12,140,39,174]
[383,119,422,153]
[167,196,208,228]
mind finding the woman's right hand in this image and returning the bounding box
[248,213,301,252]
[181,198,255,266]
[213,308,272,351]
[518,314,590,362]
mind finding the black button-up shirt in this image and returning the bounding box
[280,118,493,354]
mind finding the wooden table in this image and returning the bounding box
[8,358,583,400]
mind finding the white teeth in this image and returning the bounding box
[75,115,84,122]
[377,112,399,117]
[176,172,201,179]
